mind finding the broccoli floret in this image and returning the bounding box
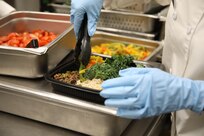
[82,55,135,80]
[110,55,134,70]
[83,63,118,80]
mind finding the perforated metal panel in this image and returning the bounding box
[97,11,157,33]
[50,4,70,14]
[50,4,158,33]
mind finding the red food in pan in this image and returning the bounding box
[0,29,57,48]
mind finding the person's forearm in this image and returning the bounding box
[0,0,16,18]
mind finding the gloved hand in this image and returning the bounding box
[70,0,103,37]
[100,68,204,119]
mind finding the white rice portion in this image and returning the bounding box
[76,79,103,90]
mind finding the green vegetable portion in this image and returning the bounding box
[82,55,135,80]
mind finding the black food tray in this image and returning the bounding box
[45,51,165,104]
[45,58,105,104]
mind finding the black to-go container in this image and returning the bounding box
[45,51,165,105]
[44,54,106,104]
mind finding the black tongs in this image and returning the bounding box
[74,13,91,66]
[26,39,39,48]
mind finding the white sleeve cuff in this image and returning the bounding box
[154,0,171,6]
[0,0,16,18]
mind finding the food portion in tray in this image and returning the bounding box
[53,55,144,90]
[45,52,164,104]
[92,42,151,60]
[0,29,58,48]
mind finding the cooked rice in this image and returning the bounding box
[76,79,103,90]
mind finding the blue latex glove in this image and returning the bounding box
[100,68,204,119]
[70,0,103,37]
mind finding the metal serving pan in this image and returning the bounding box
[97,10,159,33]
[49,4,159,37]
[97,28,156,40]
[91,31,162,61]
[0,11,76,78]
[0,75,131,136]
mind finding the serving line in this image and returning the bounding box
[0,75,167,136]
[0,76,116,115]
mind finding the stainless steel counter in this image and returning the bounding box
[0,75,168,136]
